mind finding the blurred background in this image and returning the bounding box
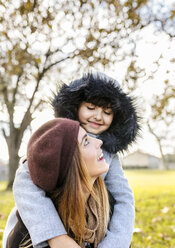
[0,0,175,247]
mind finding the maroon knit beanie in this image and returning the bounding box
[27,118,80,191]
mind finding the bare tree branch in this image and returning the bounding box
[2,127,7,141]
[41,55,72,77]
[147,121,168,169]
[33,99,45,112]
[12,70,23,107]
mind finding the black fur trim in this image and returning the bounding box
[52,72,140,153]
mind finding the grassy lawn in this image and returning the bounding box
[125,170,175,248]
[0,170,175,247]
[0,182,15,248]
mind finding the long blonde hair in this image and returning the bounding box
[50,145,110,246]
[20,146,110,248]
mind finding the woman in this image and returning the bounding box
[6,118,110,248]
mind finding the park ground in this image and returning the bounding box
[0,170,175,248]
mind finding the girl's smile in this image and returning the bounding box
[88,121,102,128]
[78,102,114,135]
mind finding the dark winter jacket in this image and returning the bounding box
[52,72,140,153]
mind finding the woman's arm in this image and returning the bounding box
[48,235,81,248]
[13,160,79,248]
[98,153,135,248]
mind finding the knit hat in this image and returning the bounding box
[27,118,80,191]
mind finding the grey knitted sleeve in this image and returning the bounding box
[13,161,67,248]
[98,152,135,248]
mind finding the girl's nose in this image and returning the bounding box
[94,109,102,120]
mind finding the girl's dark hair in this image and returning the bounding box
[52,72,140,153]
[53,72,120,120]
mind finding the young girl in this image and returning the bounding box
[3,72,140,248]
[6,118,110,248]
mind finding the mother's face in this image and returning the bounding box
[78,127,109,182]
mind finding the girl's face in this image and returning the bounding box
[78,127,109,182]
[78,102,114,135]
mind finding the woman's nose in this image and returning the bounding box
[95,138,103,148]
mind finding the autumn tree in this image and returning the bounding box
[147,79,175,169]
[0,0,152,188]
[123,1,175,169]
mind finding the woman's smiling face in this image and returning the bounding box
[78,127,109,182]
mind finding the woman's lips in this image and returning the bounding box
[97,153,105,162]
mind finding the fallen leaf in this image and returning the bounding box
[159,233,170,240]
[0,213,4,219]
[152,216,162,223]
[134,227,143,233]
[161,206,169,214]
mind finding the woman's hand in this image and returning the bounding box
[48,234,81,248]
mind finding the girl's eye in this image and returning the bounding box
[104,111,112,115]
[87,106,95,110]
[84,138,89,146]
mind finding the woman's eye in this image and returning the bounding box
[84,138,89,146]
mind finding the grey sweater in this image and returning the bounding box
[3,150,135,248]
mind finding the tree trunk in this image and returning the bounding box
[147,122,168,170]
[6,132,20,189]
[7,149,20,189]
[158,139,169,170]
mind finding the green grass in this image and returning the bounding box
[0,170,175,248]
[0,182,15,248]
[125,170,175,248]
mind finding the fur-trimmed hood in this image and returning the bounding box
[52,72,140,154]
